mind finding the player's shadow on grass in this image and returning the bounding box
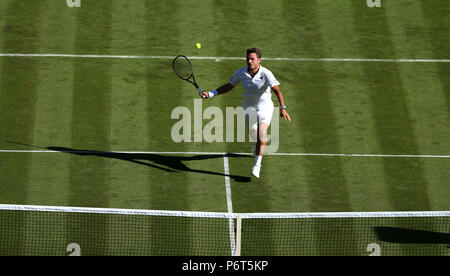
[374,227,450,249]
[47,147,252,183]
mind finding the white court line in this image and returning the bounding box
[223,154,234,214]
[0,53,449,63]
[268,152,450,158]
[0,149,449,158]
[222,154,236,256]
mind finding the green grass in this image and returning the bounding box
[0,0,449,255]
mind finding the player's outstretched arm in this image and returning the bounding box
[272,85,292,121]
[199,83,235,99]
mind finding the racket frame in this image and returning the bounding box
[172,55,201,92]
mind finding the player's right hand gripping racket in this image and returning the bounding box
[172,55,204,97]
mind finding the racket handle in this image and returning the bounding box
[198,87,206,99]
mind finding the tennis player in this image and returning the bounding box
[199,48,291,178]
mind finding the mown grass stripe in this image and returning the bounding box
[213,0,250,57]
[105,3,162,254]
[108,0,151,211]
[0,0,42,255]
[385,2,450,154]
[144,0,200,255]
[211,0,277,255]
[27,0,78,207]
[419,0,450,120]
[281,0,351,212]
[280,0,353,256]
[0,2,42,199]
[418,1,450,210]
[66,0,114,255]
[350,2,431,214]
[70,1,112,206]
[245,0,304,255]
[145,1,188,211]
[246,0,285,213]
[385,2,450,211]
[179,0,244,254]
[211,0,269,210]
[175,0,231,215]
[315,0,390,212]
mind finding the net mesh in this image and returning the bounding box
[0,207,232,256]
[240,215,450,256]
[0,205,448,256]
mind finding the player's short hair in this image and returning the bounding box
[246,48,262,58]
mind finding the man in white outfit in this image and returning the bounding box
[199,48,291,178]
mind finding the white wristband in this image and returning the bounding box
[208,89,219,98]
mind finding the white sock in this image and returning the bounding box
[254,155,262,167]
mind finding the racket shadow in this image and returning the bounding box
[47,147,252,183]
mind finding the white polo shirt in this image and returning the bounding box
[229,65,280,108]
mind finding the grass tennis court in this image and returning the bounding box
[0,0,449,256]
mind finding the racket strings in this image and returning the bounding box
[173,57,193,80]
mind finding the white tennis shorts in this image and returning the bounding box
[243,103,274,131]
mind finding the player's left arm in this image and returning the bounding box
[272,85,292,121]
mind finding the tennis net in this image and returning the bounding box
[0,204,448,256]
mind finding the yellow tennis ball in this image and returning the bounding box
[195,43,202,49]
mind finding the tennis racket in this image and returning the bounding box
[172,55,204,96]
